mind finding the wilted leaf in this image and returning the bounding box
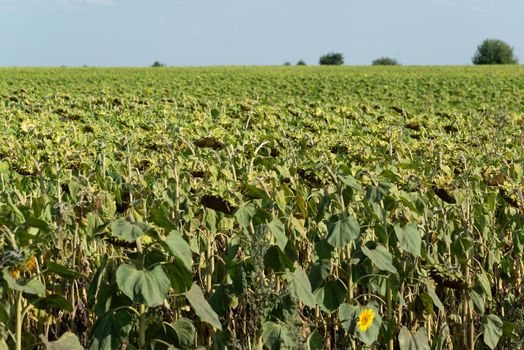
[185,283,222,330]
[394,223,421,257]
[361,244,398,274]
[482,314,503,349]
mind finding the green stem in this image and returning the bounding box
[387,283,394,350]
[15,291,23,350]
[138,304,147,350]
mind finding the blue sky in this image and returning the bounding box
[0,0,522,66]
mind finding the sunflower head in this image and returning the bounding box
[357,308,375,332]
[9,267,20,280]
[24,256,38,272]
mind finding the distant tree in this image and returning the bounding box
[372,57,400,66]
[151,61,166,67]
[319,52,344,65]
[297,59,306,66]
[472,39,518,65]
[283,62,291,66]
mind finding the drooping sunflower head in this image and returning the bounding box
[357,308,375,332]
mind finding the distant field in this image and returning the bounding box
[0,66,523,349]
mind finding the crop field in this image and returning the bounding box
[0,66,523,349]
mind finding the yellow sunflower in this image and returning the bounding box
[9,267,20,279]
[357,308,375,332]
[24,256,38,272]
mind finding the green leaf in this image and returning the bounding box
[32,294,73,312]
[40,332,83,350]
[164,260,193,294]
[502,321,519,340]
[45,262,83,279]
[432,324,450,350]
[361,244,398,274]
[172,318,196,350]
[88,256,108,308]
[25,216,50,231]
[89,309,133,350]
[2,269,45,295]
[320,278,347,312]
[116,263,170,307]
[398,326,430,350]
[307,330,323,350]
[478,272,492,300]
[234,203,256,228]
[0,299,10,323]
[164,230,193,271]
[264,245,294,272]
[424,280,443,310]
[267,218,287,251]
[482,314,503,349]
[469,287,485,314]
[210,284,233,317]
[339,303,358,331]
[185,283,222,330]
[262,321,292,350]
[393,223,421,257]
[326,214,360,248]
[150,203,177,231]
[244,184,268,199]
[110,218,148,242]
[205,208,218,233]
[338,174,362,191]
[286,265,316,308]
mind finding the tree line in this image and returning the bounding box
[151,38,518,67]
[284,38,519,66]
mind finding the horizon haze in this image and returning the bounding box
[0,0,522,67]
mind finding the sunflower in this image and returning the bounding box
[24,256,38,272]
[9,267,20,280]
[357,308,375,332]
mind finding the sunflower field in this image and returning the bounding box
[0,66,523,349]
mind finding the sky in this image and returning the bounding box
[0,0,522,67]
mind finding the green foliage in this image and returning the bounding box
[472,39,518,65]
[115,263,170,307]
[297,59,306,66]
[151,61,166,67]
[185,283,222,330]
[0,66,523,349]
[483,314,503,349]
[398,327,429,350]
[40,332,83,350]
[319,52,344,65]
[326,214,360,247]
[372,57,400,65]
